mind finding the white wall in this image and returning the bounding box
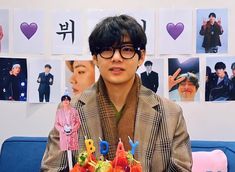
[1,0,235,147]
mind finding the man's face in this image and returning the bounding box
[206,75,208,82]
[232,69,235,76]
[145,65,152,73]
[93,36,145,86]
[178,79,197,101]
[44,67,51,73]
[209,16,216,24]
[62,99,70,107]
[70,60,95,96]
[12,66,21,76]
[216,69,225,78]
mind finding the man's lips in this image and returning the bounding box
[183,90,192,93]
[109,67,125,73]
[72,88,79,94]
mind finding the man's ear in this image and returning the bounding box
[92,55,98,67]
[138,50,146,67]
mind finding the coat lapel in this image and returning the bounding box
[134,86,163,171]
[77,85,103,156]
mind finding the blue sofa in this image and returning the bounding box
[0,137,235,172]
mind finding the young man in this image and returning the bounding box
[230,62,235,100]
[37,64,54,102]
[141,60,159,93]
[41,15,192,171]
[3,64,22,101]
[208,62,233,101]
[199,12,223,53]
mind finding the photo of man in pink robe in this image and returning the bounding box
[55,95,80,151]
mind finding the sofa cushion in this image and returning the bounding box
[192,149,227,172]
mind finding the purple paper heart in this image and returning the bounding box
[20,22,38,40]
[166,22,184,40]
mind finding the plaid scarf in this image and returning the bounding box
[96,74,140,160]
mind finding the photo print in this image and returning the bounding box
[168,57,200,102]
[13,9,44,54]
[159,9,193,54]
[65,58,96,102]
[206,56,235,101]
[196,8,228,54]
[0,57,27,101]
[0,9,9,54]
[137,57,164,96]
[52,10,84,54]
[28,59,62,103]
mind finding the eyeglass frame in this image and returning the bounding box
[94,44,142,59]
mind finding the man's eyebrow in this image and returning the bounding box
[74,64,87,69]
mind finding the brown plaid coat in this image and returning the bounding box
[41,84,192,172]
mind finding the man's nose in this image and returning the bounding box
[70,75,77,84]
[184,84,190,90]
[111,49,123,62]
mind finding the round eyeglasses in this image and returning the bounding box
[97,45,141,59]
